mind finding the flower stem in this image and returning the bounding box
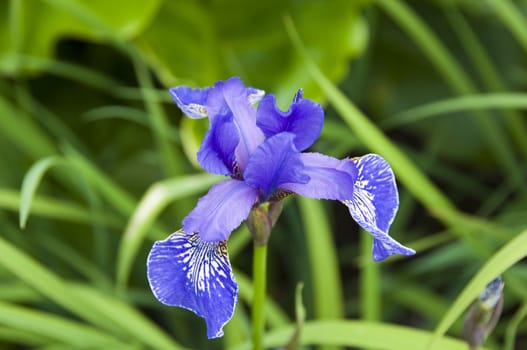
[252,243,268,350]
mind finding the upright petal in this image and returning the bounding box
[256,90,324,151]
[169,86,211,119]
[281,152,356,200]
[343,154,415,261]
[183,179,259,241]
[147,231,237,339]
[197,113,239,176]
[221,77,265,170]
[244,133,309,200]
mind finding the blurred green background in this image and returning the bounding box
[1,0,527,349]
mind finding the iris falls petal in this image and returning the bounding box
[281,152,356,200]
[147,231,237,339]
[183,179,259,242]
[343,154,415,261]
[244,133,309,199]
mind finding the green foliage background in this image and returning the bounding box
[1,0,527,349]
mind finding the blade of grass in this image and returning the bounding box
[19,156,66,228]
[116,173,221,290]
[384,93,527,129]
[229,320,492,350]
[71,284,187,350]
[375,0,527,197]
[360,230,380,324]
[428,227,527,349]
[284,14,511,252]
[297,198,343,325]
[0,188,122,228]
[130,48,184,178]
[444,6,527,160]
[0,301,126,348]
[488,0,527,54]
[504,299,527,350]
[0,234,185,349]
[0,95,56,158]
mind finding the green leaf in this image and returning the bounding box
[0,301,125,348]
[1,0,163,75]
[116,173,222,289]
[229,320,492,350]
[298,198,343,321]
[0,234,185,349]
[137,0,369,102]
[385,93,527,130]
[428,227,527,349]
[19,156,65,228]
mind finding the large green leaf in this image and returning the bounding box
[1,0,162,75]
[137,0,369,102]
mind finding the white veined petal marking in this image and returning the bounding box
[147,230,238,338]
[171,232,231,295]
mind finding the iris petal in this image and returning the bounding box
[244,133,309,200]
[147,231,237,339]
[343,154,415,261]
[256,90,324,151]
[169,86,211,119]
[183,179,259,241]
[221,77,265,170]
[197,113,239,176]
[281,152,356,200]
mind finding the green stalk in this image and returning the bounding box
[360,231,380,323]
[252,244,268,350]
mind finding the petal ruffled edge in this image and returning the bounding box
[255,90,324,151]
[343,154,415,261]
[147,230,238,339]
[183,179,259,242]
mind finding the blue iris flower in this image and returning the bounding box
[147,77,415,339]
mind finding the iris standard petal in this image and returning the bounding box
[343,154,415,261]
[169,86,211,119]
[256,90,324,151]
[281,152,356,200]
[244,133,310,200]
[183,179,259,241]
[197,113,239,176]
[221,77,265,170]
[147,231,237,339]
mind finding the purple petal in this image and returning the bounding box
[220,77,265,170]
[244,133,309,200]
[281,152,356,200]
[147,231,237,339]
[169,86,211,119]
[183,179,259,241]
[256,90,324,151]
[343,154,415,261]
[247,87,265,105]
[197,113,239,176]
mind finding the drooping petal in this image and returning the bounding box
[281,152,356,200]
[147,231,237,339]
[197,113,239,176]
[343,154,415,261]
[256,90,324,151]
[169,86,211,119]
[244,133,309,200]
[183,179,259,242]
